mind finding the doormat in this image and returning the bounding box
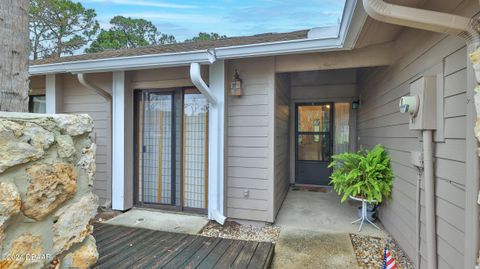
[291,185,330,193]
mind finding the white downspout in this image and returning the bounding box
[422,130,435,269]
[190,63,217,105]
[190,61,226,225]
[77,73,112,101]
[77,73,113,209]
[362,1,476,269]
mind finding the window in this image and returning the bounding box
[28,95,46,113]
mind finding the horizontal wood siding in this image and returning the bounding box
[358,26,468,269]
[62,73,112,205]
[273,73,290,218]
[226,58,275,222]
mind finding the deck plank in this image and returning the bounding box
[195,238,234,269]
[247,242,274,269]
[92,223,274,269]
[92,224,127,240]
[114,232,183,269]
[95,229,158,266]
[180,237,222,269]
[164,236,220,269]
[231,241,259,269]
[140,235,199,268]
[213,240,245,269]
[97,231,169,268]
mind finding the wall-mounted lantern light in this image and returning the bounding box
[352,100,360,110]
[230,69,243,96]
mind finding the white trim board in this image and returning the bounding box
[207,60,226,224]
[45,74,62,113]
[111,71,126,211]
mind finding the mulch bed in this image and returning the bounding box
[350,234,414,269]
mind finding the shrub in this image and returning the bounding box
[328,144,394,204]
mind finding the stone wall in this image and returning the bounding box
[0,112,99,269]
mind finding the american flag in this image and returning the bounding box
[382,248,397,269]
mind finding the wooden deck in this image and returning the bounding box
[92,223,275,269]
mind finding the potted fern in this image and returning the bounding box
[328,144,394,220]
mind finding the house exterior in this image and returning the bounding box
[28,0,480,268]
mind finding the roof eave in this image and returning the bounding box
[29,0,365,76]
[29,50,214,75]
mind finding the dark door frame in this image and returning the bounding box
[294,102,334,185]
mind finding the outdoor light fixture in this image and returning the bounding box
[230,69,243,96]
[352,100,360,109]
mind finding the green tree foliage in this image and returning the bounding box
[29,0,99,59]
[328,144,394,204]
[86,16,176,53]
[185,32,227,42]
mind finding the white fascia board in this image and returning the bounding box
[29,50,213,75]
[214,36,342,59]
[341,0,368,49]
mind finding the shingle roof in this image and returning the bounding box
[31,30,309,66]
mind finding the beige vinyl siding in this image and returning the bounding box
[273,73,290,218]
[357,24,468,269]
[226,57,275,222]
[61,73,112,205]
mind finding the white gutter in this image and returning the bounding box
[77,73,111,100]
[189,63,217,105]
[30,50,214,75]
[362,1,475,269]
[362,0,471,35]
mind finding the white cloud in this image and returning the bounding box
[120,12,221,23]
[82,0,196,9]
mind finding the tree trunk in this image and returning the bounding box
[0,0,29,112]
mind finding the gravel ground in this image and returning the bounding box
[93,208,122,223]
[350,234,414,269]
[200,220,281,243]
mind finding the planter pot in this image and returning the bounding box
[358,203,378,222]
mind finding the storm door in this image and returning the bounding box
[295,103,333,185]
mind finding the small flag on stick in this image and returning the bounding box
[382,248,397,269]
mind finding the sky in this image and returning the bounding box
[78,0,346,41]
